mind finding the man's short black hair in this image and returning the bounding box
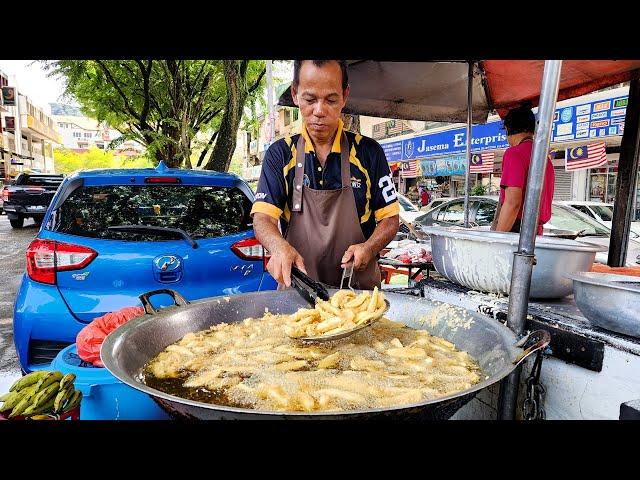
[502,102,536,135]
[292,60,349,91]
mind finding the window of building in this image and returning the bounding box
[292,109,299,122]
[284,109,291,126]
[84,132,92,138]
[73,132,82,138]
[587,160,640,221]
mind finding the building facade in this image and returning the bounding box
[239,105,302,181]
[1,69,60,179]
[50,103,144,157]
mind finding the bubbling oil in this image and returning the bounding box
[142,312,482,412]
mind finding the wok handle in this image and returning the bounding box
[512,329,551,367]
[139,289,190,315]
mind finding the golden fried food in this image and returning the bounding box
[284,288,387,339]
[142,301,482,413]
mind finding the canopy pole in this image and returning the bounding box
[463,62,473,227]
[497,60,562,420]
[608,72,640,267]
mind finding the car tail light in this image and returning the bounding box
[231,237,270,267]
[25,187,45,193]
[26,239,98,285]
[144,176,182,184]
[1,188,9,202]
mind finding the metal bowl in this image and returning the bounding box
[101,289,548,420]
[568,272,640,338]
[421,226,607,298]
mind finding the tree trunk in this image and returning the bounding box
[204,61,246,172]
[160,143,182,168]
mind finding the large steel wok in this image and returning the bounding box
[101,289,549,420]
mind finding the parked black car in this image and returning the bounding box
[2,173,65,228]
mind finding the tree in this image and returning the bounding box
[471,183,486,196]
[44,60,265,170]
[203,61,265,172]
[54,147,153,175]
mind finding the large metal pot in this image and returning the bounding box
[421,226,606,298]
[101,288,549,420]
[568,272,640,338]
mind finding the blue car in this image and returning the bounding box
[13,162,277,372]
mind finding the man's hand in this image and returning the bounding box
[253,212,307,287]
[267,243,307,287]
[341,243,375,271]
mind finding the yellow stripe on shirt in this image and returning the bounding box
[349,144,372,223]
[283,144,297,197]
[250,201,283,220]
[374,201,400,222]
[301,119,344,153]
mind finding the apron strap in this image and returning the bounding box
[292,136,305,212]
[339,133,351,187]
[292,131,351,213]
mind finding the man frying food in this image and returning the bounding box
[251,60,400,290]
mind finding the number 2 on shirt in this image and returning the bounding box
[379,175,397,203]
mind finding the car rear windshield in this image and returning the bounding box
[18,175,64,187]
[47,185,253,241]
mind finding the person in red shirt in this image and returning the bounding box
[493,104,555,235]
[421,188,430,207]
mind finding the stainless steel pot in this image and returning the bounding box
[568,272,640,338]
[421,226,607,298]
[101,288,549,420]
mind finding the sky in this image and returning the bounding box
[0,60,68,113]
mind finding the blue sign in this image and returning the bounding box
[380,92,629,164]
[381,122,508,162]
[551,95,627,142]
[420,155,467,177]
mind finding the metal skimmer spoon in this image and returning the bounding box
[295,264,391,344]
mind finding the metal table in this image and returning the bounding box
[378,257,434,287]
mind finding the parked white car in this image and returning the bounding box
[561,201,640,238]
[397,193,423,224]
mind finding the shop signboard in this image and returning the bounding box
[1,86,15,106]
[381,91,630,164]
[552,95,627,141]
[420,154,467,177]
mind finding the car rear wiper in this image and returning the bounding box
[108,225,199,249]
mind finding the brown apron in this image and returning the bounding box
[283,133,381,290]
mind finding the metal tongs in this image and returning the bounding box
[290,266,330,305]
[291,264,390,343]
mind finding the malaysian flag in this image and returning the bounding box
[565,142,608,171]
[387,119,403,135]
[469,152,495,173]
[401,159,419,178]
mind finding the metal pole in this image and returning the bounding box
[463,62,473,227]
[497,60,562,420]
[266,60,274,144]
[608,73,640,267]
